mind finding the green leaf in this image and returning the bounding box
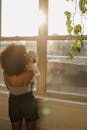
[66,20,71,26]
[74,24,82,35]
[67,26,73,34]
[72,42,78,52]
[64,11,71,19]
[68,53,74,59]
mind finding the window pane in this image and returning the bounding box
[48,0,69,35]
[1,0,39,36]
[48,0,87,35]
[0,41,37,91]
[47,40,87,96]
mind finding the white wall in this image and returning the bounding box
[0,93,87,130]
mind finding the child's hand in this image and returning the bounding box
[25,51,36,71]
[27,51,36,63]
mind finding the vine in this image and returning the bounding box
[64,0,87,59]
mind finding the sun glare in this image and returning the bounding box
[2,0,46,36]
[37,11,46,27]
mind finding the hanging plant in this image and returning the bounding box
[64,0,84,59]
[64,11,73,35]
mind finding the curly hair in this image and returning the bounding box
[1,44,28,75]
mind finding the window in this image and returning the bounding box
[1,0,39,36]
[48,0,87,35]
[47,40,87,96]
[48,0,67,35]
[0,0,87,102]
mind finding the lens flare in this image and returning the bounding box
[42,108,51,115]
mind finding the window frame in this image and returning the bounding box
[0,0,87,103]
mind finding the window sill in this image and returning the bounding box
[0,91,87,108]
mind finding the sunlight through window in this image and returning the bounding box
[1,0,39,36]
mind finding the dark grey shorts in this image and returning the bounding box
[9,91,39,122]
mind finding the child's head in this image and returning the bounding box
[1,43,28,75]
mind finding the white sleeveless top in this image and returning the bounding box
[5,68,40,95]
[6,82,32,95]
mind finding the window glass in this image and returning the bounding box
[47,40,87,96]
[1,0,39,36]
